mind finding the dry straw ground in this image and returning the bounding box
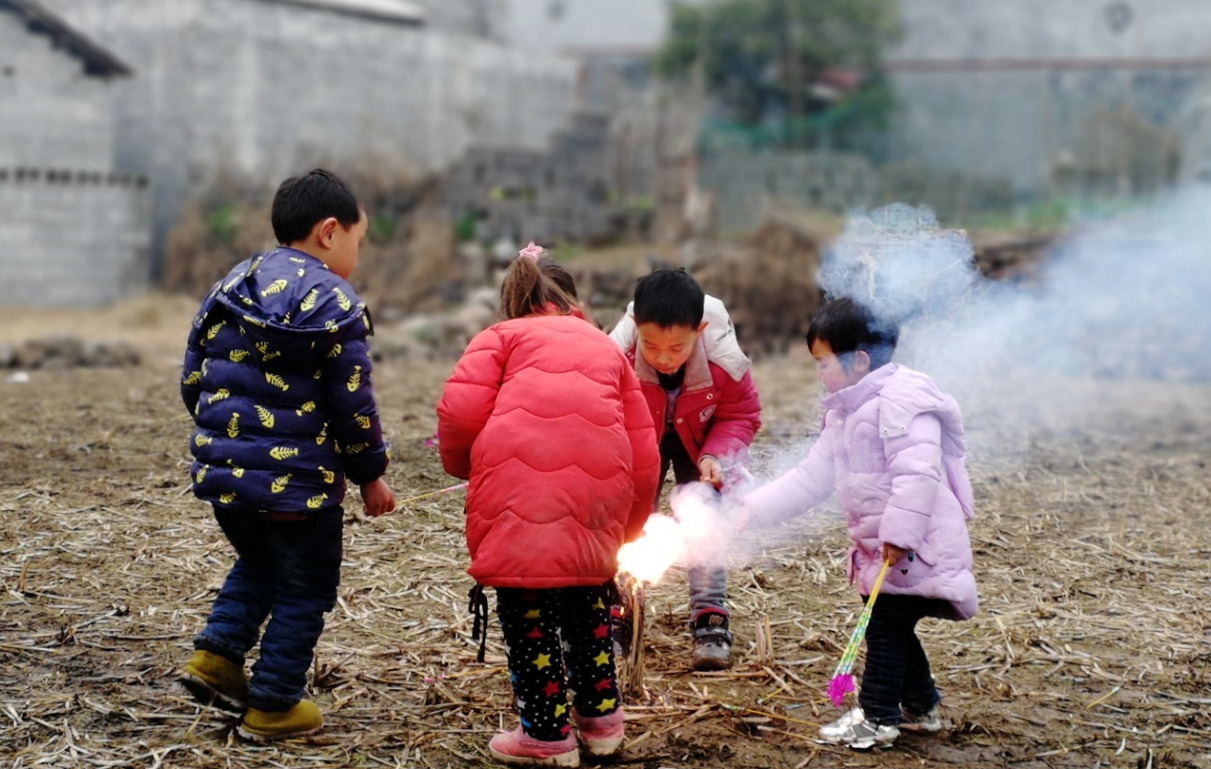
[1,297,1210,769]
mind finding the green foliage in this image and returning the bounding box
[656,0,902,146]
[453,212,479,243]
[205,203,241,245]
[368,213,397,244]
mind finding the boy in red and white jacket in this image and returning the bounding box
[609,268,761,670]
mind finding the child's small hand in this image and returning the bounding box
[882,542,910,565]
[733,505,752,533]
[360,478,396,518]
[698,455,723,488]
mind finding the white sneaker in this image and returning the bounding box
[817,707,899,750]
[900,705,943,733]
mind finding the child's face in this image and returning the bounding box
[322,210,368,280]
[810,339,869,393]
[636,321,705,375]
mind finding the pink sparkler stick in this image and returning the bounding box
[827,559,891,707]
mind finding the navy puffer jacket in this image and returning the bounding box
[181,247,388,513]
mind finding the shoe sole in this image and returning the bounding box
[178,674,246,713]
[581,736,623,757]
[899,721,944,733]
[236,723,323,742]
[487,745,581,766]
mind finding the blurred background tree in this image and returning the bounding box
[655,0,902,152]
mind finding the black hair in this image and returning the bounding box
[271,169,361,245]
[632,268,704,328]
[805,297,899,370]
[500,256,577,320]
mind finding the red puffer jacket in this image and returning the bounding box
[437,313,661,588]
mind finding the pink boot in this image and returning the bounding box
[488,727,580,767]
[573,708,625,758]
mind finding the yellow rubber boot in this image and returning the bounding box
[238,700,323,742]
[179,650,248,712]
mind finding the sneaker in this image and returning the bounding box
[817,707,899,750]
[690,611,732,671]
[900,705,943,733]
[572,708,624,758]
[179,650,248,712]
[487,727,580,767]
[237,700,323,741]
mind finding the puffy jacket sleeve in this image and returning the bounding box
[436,328,507,480]
[620,358,659,541]
[324,323,389,486]
[743,426,836,527]
[701,368,762,463]
[180,287,219,417]
[878,413,943,552]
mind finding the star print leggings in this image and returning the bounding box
[496,582,620,741]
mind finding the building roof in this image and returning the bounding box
[0,0,131,77]
[257,0,425,25]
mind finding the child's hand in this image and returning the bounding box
[882,542,910,565]
[360,478,396,518]
[698,455,723,488]
[733,504,752,532]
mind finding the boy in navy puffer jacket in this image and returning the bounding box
[178,169,395,741]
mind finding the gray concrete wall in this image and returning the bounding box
[39,0,578,261]
[0,172,150,306]
[0,8,115,169]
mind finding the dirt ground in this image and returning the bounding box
[2,296,1210,769]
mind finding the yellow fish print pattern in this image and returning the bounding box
[266,373,289,392]
[347,365,362,393]
[316,423,328,446]
[333,287,352,312]
[300,288,319,312]
[183,370,201,386]
[255,405,274,428]
[318,466,335,484]
[206,321,226,341]
[296,401,316,417]
[271,473,291,494]
[195,465,208,484]
[227,412,240,439]
[344,443,369,455]
[255,341,281,361]
[243,314,266,328]
[326,344,342,359]
[207,389,230,405]
[219,492,237,505]
[289,256,306,264]
[270,446,299,461]
[325,319,339,333]
[195,434,213,448]
[306,493,328,510]
[230,464,245,479]
[354,413,371,430]
[229,349,249,363]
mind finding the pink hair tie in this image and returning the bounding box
[518,242,544,261]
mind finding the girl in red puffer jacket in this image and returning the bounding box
[437,245,660,767]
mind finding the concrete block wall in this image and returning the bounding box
[0,9,115,169]
[39,0,579,262]
[0,171,151,306]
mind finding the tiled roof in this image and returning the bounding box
[1,0,131,77]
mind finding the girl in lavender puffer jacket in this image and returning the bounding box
[742,297,977,751]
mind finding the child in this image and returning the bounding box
[740,297,977,750]
[437,249,660,767]
[178,169,396,741]
[609,268,761,670]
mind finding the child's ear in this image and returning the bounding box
[697,321,709,334]
[316,217,339,248]
[853,350,872,374]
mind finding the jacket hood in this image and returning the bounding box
[211,248,370,352]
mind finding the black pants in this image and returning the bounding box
[657,430,728,618]
[496,583,619,741]
[858,594,945,725]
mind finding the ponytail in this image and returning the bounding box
[499,254,576,320]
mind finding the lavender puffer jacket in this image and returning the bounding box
[744,364,977,620]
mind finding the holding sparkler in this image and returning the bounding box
[739,298,978,752]
[436,246,660,767]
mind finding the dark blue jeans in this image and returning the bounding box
[858,594,946,726]
[194,506,343,712]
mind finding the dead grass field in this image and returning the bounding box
[2,297,1210,769]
